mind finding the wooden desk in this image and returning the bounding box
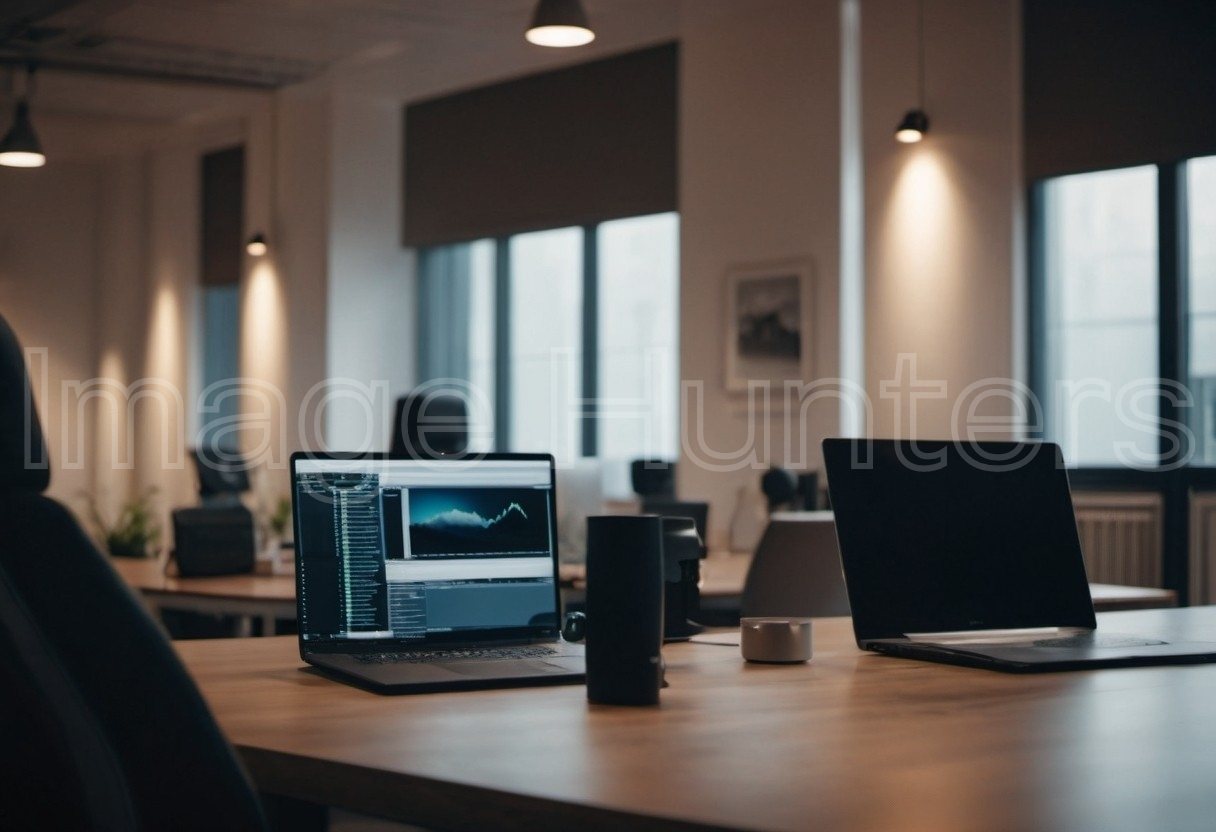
[111,556,296,636]
[177,607,1216,831]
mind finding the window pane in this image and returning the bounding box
[597,212,679,473]
[415,240,495,452]
[467,240,496,451]
[1043,166,1158,466]
[199,283,240,449]
[509,227,582,457]
[1189,156,1216,464]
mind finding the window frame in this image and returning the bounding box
[423,215,678,460]
[1027,158,1216,601]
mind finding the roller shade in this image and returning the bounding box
[201,146,245,286]
[1025,0,1216,181]
[403,43,678,247]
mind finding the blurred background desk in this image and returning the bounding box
[697,552,1177,608]
[562,553,1178,619]
[111,556,296,637]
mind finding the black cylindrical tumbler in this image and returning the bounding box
[584,515,665,706]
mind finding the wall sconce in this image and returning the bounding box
[245,233,268,256]
[895,0,929,143]
[526,0,595,48]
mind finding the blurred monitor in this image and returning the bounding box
[555,459,603,564]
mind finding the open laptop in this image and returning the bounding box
[822,438,1216,673]
[290,451,584,693]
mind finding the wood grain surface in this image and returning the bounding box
[176,607,1216,832]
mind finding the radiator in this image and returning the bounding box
[1189,492,1216,605]
[1070,491,1163,588]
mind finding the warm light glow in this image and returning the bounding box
[0,150,46,167]
[525,24,595,47]
[244,261,286,364]
[148,286,183,381]
[246,239,268,256]
[895,128,924,144]
[884,148,962,319]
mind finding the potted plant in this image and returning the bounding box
[269,496,292,541]
[88,488,161,558]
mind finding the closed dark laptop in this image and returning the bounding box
[822,438,1216,672]
[291,452,583,694]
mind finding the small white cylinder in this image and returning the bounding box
[740,617,813,664]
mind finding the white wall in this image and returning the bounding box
[276,85,332,456]
[862,0,1023,439]
[324,88,415,452]
[92,156,148,521]
[678,0,843,547]
[0,162,101,508]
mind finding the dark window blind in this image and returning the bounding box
[403,43,678,247]
[201,146,245,286]
[1024,0,1216,181]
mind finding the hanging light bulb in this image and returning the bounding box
[0,100,46,167]
[245,233,268,256]
[895,109,929,144]
[1,65,46,168]
[525,0,595,48]
[894,0,929,144]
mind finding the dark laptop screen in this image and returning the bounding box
[290,453,561,648]
[823,439,1096,641]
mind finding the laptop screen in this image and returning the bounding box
[822,439,1096,641]
[291,453,561,647]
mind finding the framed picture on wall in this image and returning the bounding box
[724,259,813,393]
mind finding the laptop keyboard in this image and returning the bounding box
[354,645,561,665]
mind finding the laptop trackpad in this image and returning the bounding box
[444,658,583,678]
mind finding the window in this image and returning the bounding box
[416,213,680,484]
[1189,157,1216,464]
[198,146,244,451]
[509,227,583,456]
[1040,166,1158,465]
[597,213,679,463]
[1036,158,1216,468]
[199,284,240,448]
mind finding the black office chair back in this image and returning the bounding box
[641,498,709,546]
[192,444,252,504]
[391,390,469,457]
[741,512,851,618]
[0,314,267,831]
[631,458,675,498]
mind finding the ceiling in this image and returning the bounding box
[0,0,684,123]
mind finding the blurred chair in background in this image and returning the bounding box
[391,390,469,457]
[631,458,675,500]
[740,511,850,619]
[641,498,709,547]
[760,466,820,513]
[193,445,251,507]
